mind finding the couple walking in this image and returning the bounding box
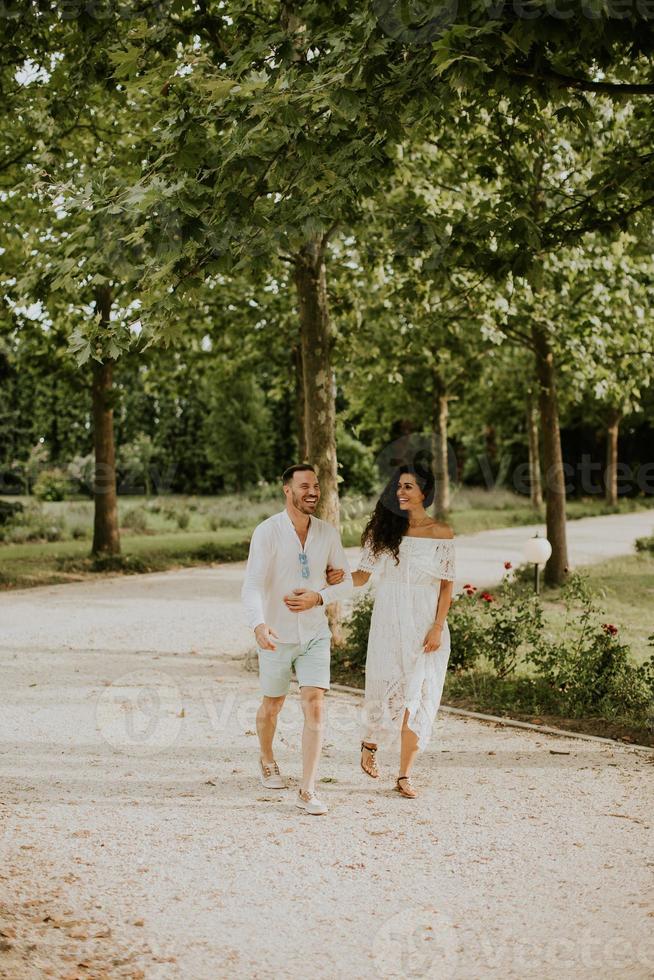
[241,461,456,815]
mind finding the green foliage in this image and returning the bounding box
[67,455,95,498]
[175,509,191,530]
[341,568,654,725]
[337,429,377,495]
[32,468,71,502]
[0,499,23,526]
[525,573,654,719]
[337,592,375,672]
[120,506,149,534]
[635,535,654,554]
[117,435,155,496]
[448,577,545,678]
[0,503,65,544]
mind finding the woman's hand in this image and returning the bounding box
[326,565,345,585]
[423,623,443,653]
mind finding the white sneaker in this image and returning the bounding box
[260,758,286,789]
[295,789,328,815]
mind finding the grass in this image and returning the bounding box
[540,553,654,667]
[0,529,250,590]
[1,488,653,590]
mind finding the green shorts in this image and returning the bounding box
[258,632,331,697]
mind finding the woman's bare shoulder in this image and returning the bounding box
[427,521,454,540]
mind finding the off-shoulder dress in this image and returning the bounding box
[357,535,456,751]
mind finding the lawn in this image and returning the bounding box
[1,488,653,590]
[541,552,654,666]
[0,528,251,589]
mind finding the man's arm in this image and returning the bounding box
[241,523,272,633]
[318,529,354,605]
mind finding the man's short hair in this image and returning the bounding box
[282,463,316,485]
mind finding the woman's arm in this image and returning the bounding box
[435,579,453,626]
[423,579,454,652]
[352,570,371,587]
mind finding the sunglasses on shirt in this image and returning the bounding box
[299,552,310,579]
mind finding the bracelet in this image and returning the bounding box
[434,621,445,628]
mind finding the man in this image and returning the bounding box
[241,464,353,815]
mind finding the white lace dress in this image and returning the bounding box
[358,535,456,752]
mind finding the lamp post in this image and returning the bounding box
[523,534,552,594]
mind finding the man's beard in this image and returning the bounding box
[292,490,317,514]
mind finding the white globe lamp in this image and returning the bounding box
[523,534,552,594]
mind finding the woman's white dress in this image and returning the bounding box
[358,535,456,752]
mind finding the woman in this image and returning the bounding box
[352,463,456,799]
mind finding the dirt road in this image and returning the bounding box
[1,553,653,979]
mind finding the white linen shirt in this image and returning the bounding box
[241,510,353,645]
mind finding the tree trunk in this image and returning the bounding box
[605,407,621,506]
[293,238,339,529]
[532,325,568,586]
[526,392,543,509]
[91,288,120,556]
[293,344,308,461]
[431,380,450,519]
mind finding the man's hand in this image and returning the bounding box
[255,624,279,651]
[326,565,345,585]
[423,624,443,654]
[283,588,322,612]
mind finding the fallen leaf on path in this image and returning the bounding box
[549,748,571,755]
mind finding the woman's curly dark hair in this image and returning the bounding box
[361,463,436,565]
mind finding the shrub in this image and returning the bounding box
[33,468,71,502]
[91,554,150,574]
[67,454,95,497]
[446,588,487,672]
[526,573,654,719]
[248,481,280,503]
[337,429,378,495]
[0,499,24,526]
[338,592,375,672]
[192,541,250,563]
[176,509,191,530]
[69,522,91,540]
[1,504,65,543]
[121,506,149,533]
[635,535,654,554]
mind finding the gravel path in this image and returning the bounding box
[1,513,653,979]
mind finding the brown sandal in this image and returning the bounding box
[395,776,418,799]
[360,741,379,779]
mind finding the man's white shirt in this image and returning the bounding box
[241,510,354,645]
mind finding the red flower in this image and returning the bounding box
[480,592,495,603]
[504,561,513,570]
[602,623,619,637]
